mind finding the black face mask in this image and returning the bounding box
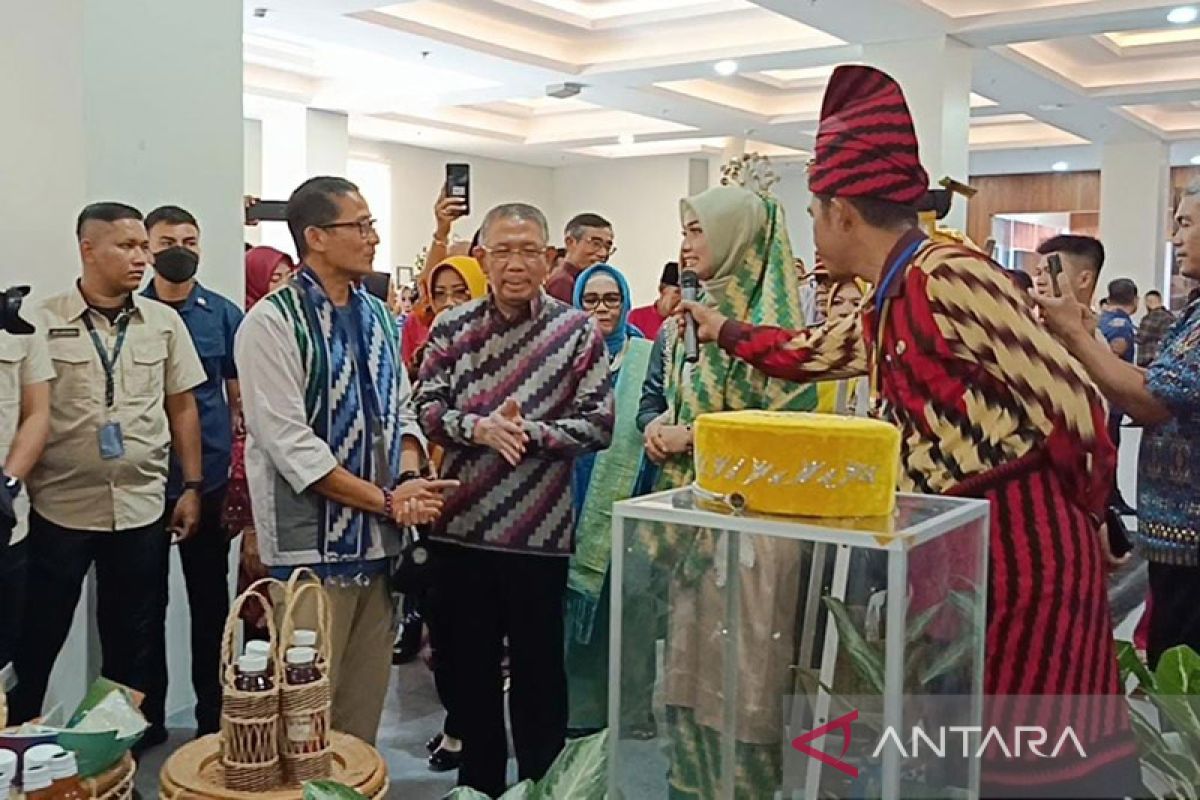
[153,246,199,284]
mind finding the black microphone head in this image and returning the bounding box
[680,270,700,289]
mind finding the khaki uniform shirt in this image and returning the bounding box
[0,331,55,544]
[28,286,206,532]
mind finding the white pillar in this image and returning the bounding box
[248,102,351,254]
[82,0,244,302]
[0,1,88,298]
[306,109,350,177]
[1099,140,1170,301]
[863,37,972,231]
[0,0,244,721]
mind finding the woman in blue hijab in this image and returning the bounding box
[565,263,658,736]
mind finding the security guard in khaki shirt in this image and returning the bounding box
[9,203,206,741]
[0,327,53,687]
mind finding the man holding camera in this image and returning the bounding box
[0,322,53,701]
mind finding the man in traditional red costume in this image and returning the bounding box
[683,65,1139,796]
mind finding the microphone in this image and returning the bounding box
[681,269,700,364]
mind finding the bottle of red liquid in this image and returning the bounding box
[235,653,273,692]
[22,763,54,800]
[284,647,322,754]
[47,751,87,800]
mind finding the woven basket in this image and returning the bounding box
[219,577,285,792]
[278,571,333,785]
[85,753,135,800]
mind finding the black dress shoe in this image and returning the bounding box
[132,725,169,758]
[428,746,461,772]
[426,732,443,753]
[393,612,423,664]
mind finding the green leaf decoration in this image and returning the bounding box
[905,604,942,645]
[822,597,885,693]
[531,729,609,800]
[500,780,537,799]
[1152,646,1200,749]
[445,788,495,800]
[302,781,368,800]
[919,636,975,686]
[1116,640,1157,692]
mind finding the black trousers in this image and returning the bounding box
[9,510,169,726]
[1147,560,1200,668]
[1107,414,1130,506]
[0,538,28,671]
[433,543,568,798]
[151,487,230,735]
[419,587,461,740]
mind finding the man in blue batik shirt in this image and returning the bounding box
[1039,182,1200,668]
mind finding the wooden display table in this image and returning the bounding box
[159,732,388,799]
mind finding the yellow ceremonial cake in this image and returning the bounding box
[693,411,902,517]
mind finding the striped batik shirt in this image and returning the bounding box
[415,291,614,555]
[717,231,1114,514]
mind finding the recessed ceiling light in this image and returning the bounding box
[714,60,739,77]
[1038,103,1066,111]
[618,133,634,147]
[1168,5,1198,24]
[1191,154,1200,165]
[1051,161,1070,172]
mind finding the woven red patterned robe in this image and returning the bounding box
[717,230,1139,793]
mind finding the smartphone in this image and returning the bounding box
[445,163,470,216]
[245,199,289,224]
[1047,253,1064,298]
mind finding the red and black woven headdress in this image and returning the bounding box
[808,65,929,206]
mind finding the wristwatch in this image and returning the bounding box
[182,480,204,494]
[3,475,21,500]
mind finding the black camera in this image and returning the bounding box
[0,286,33,335]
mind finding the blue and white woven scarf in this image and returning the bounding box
[277,267,404,561]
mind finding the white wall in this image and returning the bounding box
[550,156,697,305]
[248,127,819,307]
[772,162,817,270]
[348,138,554,279]
[82,0,244,303]
[243,118,263,247]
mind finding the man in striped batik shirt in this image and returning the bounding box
[415,202,614,798]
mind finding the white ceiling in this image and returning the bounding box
[242,0,1200,174]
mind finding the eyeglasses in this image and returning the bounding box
[584,236,616,256]
[480,246,546,266]
[581,292,623,310]
[433,287,473,304]
[318,218,377,238]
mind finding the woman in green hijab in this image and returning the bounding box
[635,185,816,798]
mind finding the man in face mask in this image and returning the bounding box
[141,205,244,743]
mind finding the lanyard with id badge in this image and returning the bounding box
[83,310,131,460]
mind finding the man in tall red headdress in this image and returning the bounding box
[683,65,1139,796]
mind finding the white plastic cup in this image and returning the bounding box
[22,763,52,793]
[292,629,318,648]
[48,751,79,780]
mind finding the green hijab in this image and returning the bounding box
[647,185,816,571]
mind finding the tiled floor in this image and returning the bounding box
[130,553,1149,799]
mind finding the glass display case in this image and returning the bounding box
[607,488,990,800]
